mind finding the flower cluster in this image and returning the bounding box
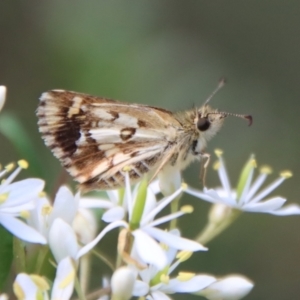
[0,86,299,300]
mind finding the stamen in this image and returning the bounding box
[260,165,272,174]
[181,182,188,190]
[214,149,223,157]
[176,251,193,262]
[41,204,52,216]
[249,159,257,168]
[177,272,195,281]
[20,211,30,219]
[30,275,50,291]
[0,193,9,203]
[213,161,220,170]
[122,166,131,172]
[180,205,194,213]
[280,170,293,178]
[160,274,169,284]
[18,160,29,169]
[5,163,15,172]
[38,191,46,198]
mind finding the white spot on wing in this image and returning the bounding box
[114,113,138,127]
[99,144,115,151]
[93,108,116,120]
[52,89,66,92]
[90,128,122,143]
[67,96,83,118]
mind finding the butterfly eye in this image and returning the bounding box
[197,117,210,131]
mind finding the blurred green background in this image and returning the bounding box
[1,1,300,299]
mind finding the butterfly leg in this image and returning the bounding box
[199,152,210,187]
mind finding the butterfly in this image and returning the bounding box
[36,81,251,191]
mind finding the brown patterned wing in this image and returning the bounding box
[36,90,181,190]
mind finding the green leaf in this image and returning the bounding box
[0,112,44,177]
[130,177,148,230]
[0,226,13,290]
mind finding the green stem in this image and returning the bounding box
[79,254,91,295]
[92,249,115,271]
[34,246,49,274]
[75,274,86,300]
[196,210,241,245]
[13,238,26,273]
[169,195,181,230]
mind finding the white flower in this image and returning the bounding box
[72,207,98,244]
[28,185,98,244]
[0,160,46,244]
[27,186,79,239]
[13,257,75,300]
[13,273,49,300]
[51,256,76,300]
[197,275,254,300]
[132,229,216,299]
[158,167,182,196]
[111,267,136,300]
[185,150,300,215]
[80,179,160,224]
[49,218,80,263]
[77,174,206,269]
[27,185,99,262]
[0,86,6,112]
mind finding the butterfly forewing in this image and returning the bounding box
[37,90,183,190]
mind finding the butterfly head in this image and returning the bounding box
[195,104,252,141]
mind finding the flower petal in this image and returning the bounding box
[206,188,236,206]
[243,197,286,213]
[1,179,45,207]
[111,267,136,300]
[150,290,172,300]
[49,186,78,225]
[244,173,267,204]
[102,206,125,222]
[132,280,149,297]
[0,214,46,244]
[143,227,207,251]
[72,208,98,244]
[13,273,38,300]
[0,86,6,112]
[141,188,182,226]
[217,155,232,197]
[132,229,167,269]
[249,177,285,204]
[198,275,254,300]
[51,257,75,300]
[269,204,300,216]
[161,274,216,293]
[184,187,218,204]
[76,220,128,259]
[49,218,79,262]
[26,197,49,237]
[149,179,160,195]
[158,167,182,196]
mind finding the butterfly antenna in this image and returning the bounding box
[208,111,253,126]
[203,78,226,106]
